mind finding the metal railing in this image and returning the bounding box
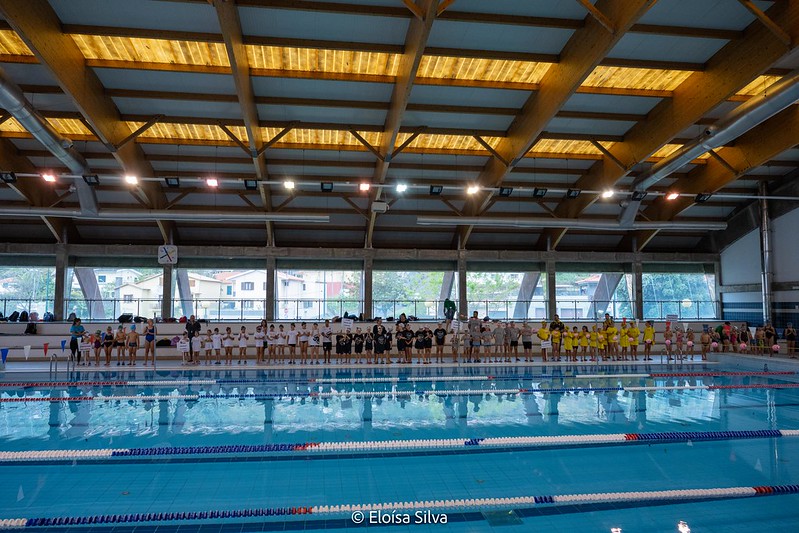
[0,297,721,322]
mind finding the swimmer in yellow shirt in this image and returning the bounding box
[619,324,630,361]
[537,321,550,362]
[629,321,641,361]
[563,329,573,361]
[551,327,562,361]
[589,325,598,361]
[580,326,589,362]
[643,320,655,361]
[598,330,607,360]
[606,323,618,359]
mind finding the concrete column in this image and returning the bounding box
[632,261,644,320]
[363,256,373,319]
[591,272,623,319]
[53,244,67,321]
[513,272,540,319]
[546,260,556,320]
[438,271,455,318]
[176,269,193,317]
[74,267,105,320]
[713,261,722,320]
[266,256,276,321]
[161,264,173,320]
[457,252,467,318]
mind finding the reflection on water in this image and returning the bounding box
[1,369,794,449]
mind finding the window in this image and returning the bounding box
[555,272,631,320]
[226,286,232,296]
[115,277,123,286]
[189,279,196,288]
[241,282,254,291]
[0,266,56,316]
[276,269,362,320]
[123,294,133,303]
[466,272,544,320]
[642,272,716,319]
[97,275,106,283]
[303,300,314,309]
[302,283,307,291]
[243,300,255,309]
[374,271,457,320]
[263,282,267,290]
[282,280,290,287]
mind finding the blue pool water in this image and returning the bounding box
[1,363,799,532]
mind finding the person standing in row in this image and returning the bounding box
[143,319,156,366]
[69,317,86,364]
[127,325,139,366]
[185,315,201,364]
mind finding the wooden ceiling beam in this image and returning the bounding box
[538,0,799,250]
[626,105,799,251]
[365,0,439,249]
[214,0,274,245]
[0,0,176,243]
[457,0,656,249]
[0,138,77,242]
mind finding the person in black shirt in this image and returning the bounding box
[353,328,364,364]
[403,326,414,363]
[364,330,374,364]
[396,323,407,359]
[342,329,353,364]
[185,315,202,363]
[374,326,387,364]
[423,326,433,363]
[415,327,426,363]
[434,322,447,363]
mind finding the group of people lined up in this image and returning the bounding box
[69,317,157,366]
[67,313,796,367]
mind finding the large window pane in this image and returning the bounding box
[466,272,545,320]
[173,269,267,321]
[373,271,456,320]
[66,267,162,320]
[0,267,56,317]
[642,272,717,319]
[555,272,632,320]
[276,270,361,320]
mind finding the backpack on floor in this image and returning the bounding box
[7,311,19,322]
[18,310,28,322]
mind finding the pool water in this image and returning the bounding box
[1,363,798,532]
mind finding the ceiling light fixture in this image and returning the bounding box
[499,187,514,197]
[532,187,546,198]
[396,183,408,193]
[82,174,100,186]
[320,182,334,192]
[695,193,712,203]
[429,185,443,195]
[207,177,219,188]
[284,180,295,190]
[244,179,258,190]
[601,189,615,199]
[165,177,181,188]
[124,175,138,185]
[566,188,580,199]
[359,183,371,192]
[665,191,680,200]
[466,184,480,195]
[42,173,56,183]
[0,172,17,183]
[631,190,648,201]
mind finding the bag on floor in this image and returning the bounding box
[118,313,134,323]
[7,311,19,322]
[18,311,28,322]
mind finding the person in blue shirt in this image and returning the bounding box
[69,317,86,364]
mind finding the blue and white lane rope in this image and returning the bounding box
[2,484,799,528]
[1,429,796,464]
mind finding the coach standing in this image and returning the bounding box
[185,314,201,363]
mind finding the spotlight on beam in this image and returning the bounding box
[499,187,514,197]
[429,185,443,196]
[244,179,258,190]
[359,183,371,192]
[42,173,57,183]
[165,177,180,188]
[601,189,615,199]
[320,182,334,192]
[665,191,679,201]
[82,174,100,186]
[124,175,138,185]
[0,172,17,183]
[566,188,580,199]
[631,190,647,201]
[206,177,219,188]
[532,187,546,198]
[695,193,712,203]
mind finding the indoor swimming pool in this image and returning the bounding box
[1,364,798,532]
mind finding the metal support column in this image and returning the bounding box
[633,261,644,320]
[546,260,556,319]
[759,181,773,325]
[266,256,276,322]
[363,256,373,319]
[161,264,173,320]
[53,244,67,321]
[457,252,467,318]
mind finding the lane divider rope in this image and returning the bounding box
[2,484,799,528]
[1,429,795,464]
